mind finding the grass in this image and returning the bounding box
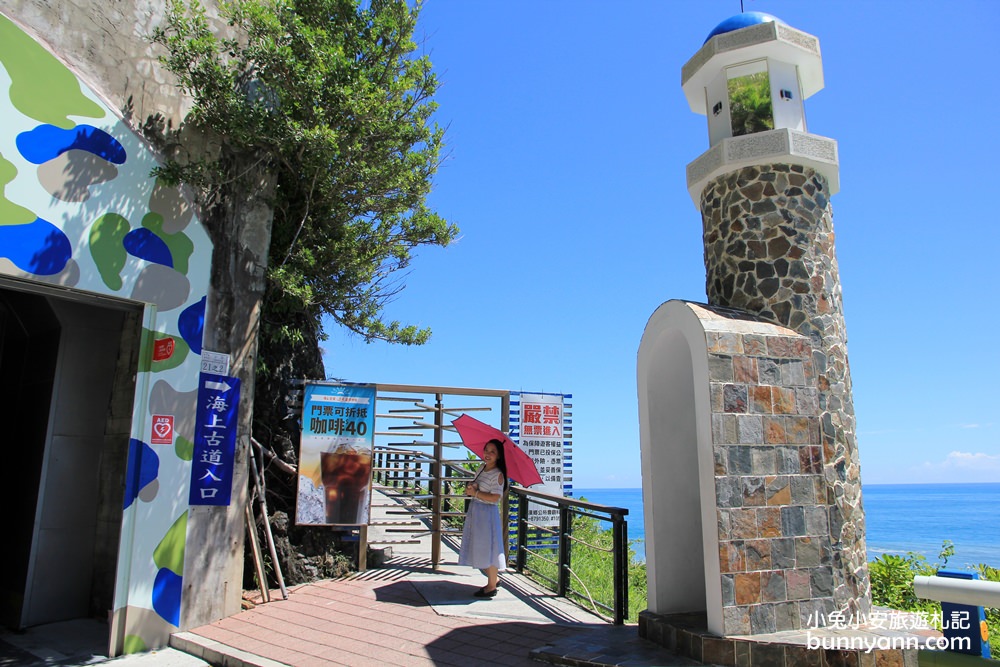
[516,501,647,623]
[869,541,999,660]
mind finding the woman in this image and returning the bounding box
[458,438,508,598]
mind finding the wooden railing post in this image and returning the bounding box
[557,503,571,597]
[516,492,528,573]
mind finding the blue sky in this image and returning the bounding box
[322,1,1000,488]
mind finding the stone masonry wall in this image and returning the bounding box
[700,164,870,618]
[707,322,836,634]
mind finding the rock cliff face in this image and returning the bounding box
[249,512,353,588]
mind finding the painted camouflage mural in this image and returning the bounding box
[0,14,212,652]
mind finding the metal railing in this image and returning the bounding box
[509,487,630,625]
[361,384,630,625]
[914,574,1000,607]
[372,449,632,625]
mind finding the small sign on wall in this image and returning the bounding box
[200,350,231,376]
[152,338,175,361]
[150,415,174,445]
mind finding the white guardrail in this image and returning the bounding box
[914,575,1000,608]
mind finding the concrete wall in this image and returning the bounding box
[3,0,193,128]
[0,7,221,653]
[23,299,129,627]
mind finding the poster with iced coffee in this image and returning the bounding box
[295,383,376,526]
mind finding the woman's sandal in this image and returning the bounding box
[473,587,498,598]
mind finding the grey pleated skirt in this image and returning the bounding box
[458,500,507,571]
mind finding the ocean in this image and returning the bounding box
[572,483,1000,568]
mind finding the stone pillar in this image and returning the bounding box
[699,162,869,616]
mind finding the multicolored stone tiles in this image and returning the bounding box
[706,321,836,633]
[699,164,870,624]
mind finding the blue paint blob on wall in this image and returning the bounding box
[123,228,174,268]
[0,217,72,275]
[152,568,182,627]
[178,296,206,355]
[124,438,160,510]
[15,123,127,164]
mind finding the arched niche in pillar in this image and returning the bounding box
[637,299,723,634]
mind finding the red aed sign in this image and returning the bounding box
[151,415,174,445]
[153,337,175,361]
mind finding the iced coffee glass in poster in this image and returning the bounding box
[296,383,376,526]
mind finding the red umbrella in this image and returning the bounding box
[451,414,543,487]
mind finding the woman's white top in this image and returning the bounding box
[472,467,504,505]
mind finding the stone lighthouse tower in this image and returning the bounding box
[638,11,870,645]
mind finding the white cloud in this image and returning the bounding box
[941,451,1000,466]
[906,451,1000,484]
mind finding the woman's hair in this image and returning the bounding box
[486,438,509,490]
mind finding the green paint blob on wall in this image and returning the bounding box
[175,435,194,462]
[89,213,131,290]
[153,511,187,576]
[0,14,104,127]
[142,212,194,275]
[0,152,36,226]
[122,634,147,655]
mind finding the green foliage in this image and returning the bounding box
[868,545,948,615]
[152,0,458,347]
[870,542,999,660]
[728,70,773,137]
[522,502,647,622]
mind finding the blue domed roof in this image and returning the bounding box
[704,12,786,44]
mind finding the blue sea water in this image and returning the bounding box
[572,483,1000,568]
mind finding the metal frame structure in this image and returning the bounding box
[366,384,510,569]
[361,383,631,625]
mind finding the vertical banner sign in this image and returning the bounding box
[295,383,376,526]
[511,392,572,528]
[189,373,241,506]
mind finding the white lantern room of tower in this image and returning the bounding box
[682,14,840,205]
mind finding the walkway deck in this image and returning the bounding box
[171,489,698,667]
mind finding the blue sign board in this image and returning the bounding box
[938,570,991,658]
[189,373,241,506]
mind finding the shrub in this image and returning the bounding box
[868,540,953,616]
[869,541,998,659]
